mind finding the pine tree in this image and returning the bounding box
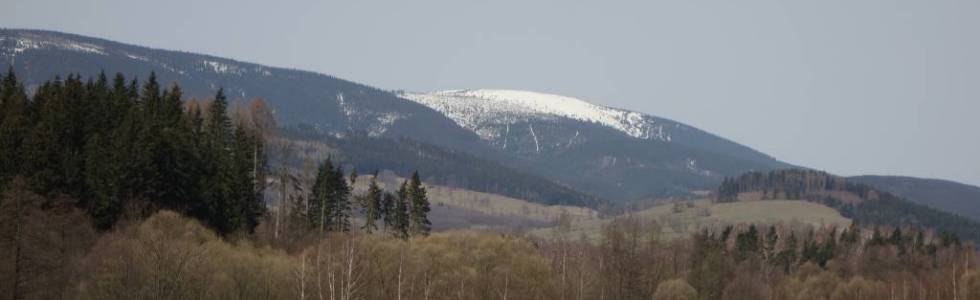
[361,173,382,233]
[0,68,29,192]
[735,225,760,260]
[309,159,335,233]
[408,171,431,236]
[200,88,248,235]
[393,180,410,239]
[232,123,266,232]
[330,164,351,232]
[380,191,396,234]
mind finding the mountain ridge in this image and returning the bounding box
[0,28,793,203]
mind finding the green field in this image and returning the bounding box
[530,199,851,241]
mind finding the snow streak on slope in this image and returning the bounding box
[399,89,671,142]
[0,35,106,56]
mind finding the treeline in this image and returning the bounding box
[0,69,436,238]
[299,158,431,239]
[0,69,267,234]
[716,169,980,242]
[5,200,979,299]
[539,218,978,300]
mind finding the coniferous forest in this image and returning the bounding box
[0,68,266,234]
[4,71,980,300]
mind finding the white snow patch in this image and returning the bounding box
[369,112,404,136]
[202,60,244,75]
[125,53,149,62]
[3,36,106,55]
[399,89,671,142]
[528,124,540,153]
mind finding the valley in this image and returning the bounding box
[2,26,980,299]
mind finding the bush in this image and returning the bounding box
[653,279,697,300]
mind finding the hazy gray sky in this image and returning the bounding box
[5,0,980,186]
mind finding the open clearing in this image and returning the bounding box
[351,172,599,230]
[530,199,850,241]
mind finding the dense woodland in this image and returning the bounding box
[0,68,267,233]
[3,71,980,299]
[717,169,980,243]
[280,125,600,208]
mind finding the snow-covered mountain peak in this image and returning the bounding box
[399,89,669,141]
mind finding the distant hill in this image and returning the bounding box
[0,29,791,203]
[0,29,481,150]
[719,169,980,242]
[278,126,601,207]
[850,175,980,221]
[530,198,850,241]
[401,89,792,200]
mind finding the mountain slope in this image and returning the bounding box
[2,29,791,203]
[0,29,480,150]
[850,175,980,221]
[279,126,600,207]
[719,169,980,242]
[401,89,792,201]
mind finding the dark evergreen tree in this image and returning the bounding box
[735,225,760,261]
[380,191,396,234]
[393,180,410,239]
[0,68,30,193]
[308,159,335,233]
[408,171,431,236]
[330,164,351,232]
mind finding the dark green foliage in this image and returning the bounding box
[408,171,431,236]
[0,68,31,195]
[307,158,353,233]
[734,225,760,261]
[308,159,335,232]
[0,71,266,234]
[380,192,396,234]
[393,181,410,239]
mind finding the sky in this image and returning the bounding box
[4,0,980,186]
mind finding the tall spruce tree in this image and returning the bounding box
[308,158,335,233]
[380,191,396,234]
[408,171,431,236]
[330,164,351,232]
[0,68,29,193]
[393,180,410,239]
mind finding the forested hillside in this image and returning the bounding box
[717,169,980,242]
[279,126,601,207]
[1,29,795,204]
[851,175,980,221]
